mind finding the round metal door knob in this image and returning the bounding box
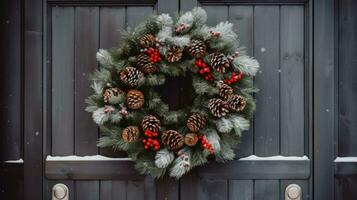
[285,184,301,200]
[53,183,68,200]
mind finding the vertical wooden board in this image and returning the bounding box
[126,7,153,30]
[99,7,126,157]
[127,181,145,200]
[156,178,179,200]
[52,7,75,155]
[203,6,228,26]
[157,0,179,15]
[76,181,100,200]
[338,0,357,156]
[253,6,280,156]
[229,6,254,157]
[180,0,198,12]
[229,180,253,200]
[99,7,126,49]
[74,7,99,156]
[144,176,156,200]
[280,180,309,200]
[335,177,357,200]
[100,181,126,200]
[198,179,228,200]
[254,180,279,200]
[180,172,203,200]
[280,6,305,156]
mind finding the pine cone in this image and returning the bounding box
[103,87,124,104]
[208,98,229,118]
[126,90,145,109]
[141,115,161,132]
[161,130,184,150]
[184,133,199,146]
[188,39,206,58]
[136,53,157,74]
[139,34,156,48]
[186,113,206,132]
[122,126,140,143]
[227,94,246,112]
[166,46,183,62]
[217,82,233,99]
[119,67,144,87]
[210,53,230,73]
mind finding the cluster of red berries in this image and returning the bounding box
[199,134,214,154]
[224,71,243,85]
[142,130,160,151]
[147,47,161,64]
[195,58,214,81]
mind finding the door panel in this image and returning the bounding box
[46,0,311,199]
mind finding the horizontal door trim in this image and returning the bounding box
[45,156,310,180]
[334,157,357,177]
[199,0,308,5]
[47,0,156,6]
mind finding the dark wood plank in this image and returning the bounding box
[144,176,156,200]
[180,171,202,200]
[100,181,126,200]
[24,0,43,198]
[127,181,145,200]
[254,180,279,200]
[156,178,179,200]
[228,180,253,200]
[76,181,100,200]
[280,6,304,156]
[48,0,156,5]
[126,6,153,30]
[335,162,357,176]
[52,7,75,155]
[313,0,335,199]
[198,159,310,179]
[203,6,228,26]
[338,0,357,157]
[0,0,22,161]
[158,0,179,14]
[199,0,307,4]
[180,0,198,12]
[229,5,254,158]
[74,6,99,156]
[45,160,143,180]
[199,179,227,200]
[99,7,127,157]
[254,6,280,156]
[335,177,357,200]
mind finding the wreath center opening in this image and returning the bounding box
[157,76,194,110]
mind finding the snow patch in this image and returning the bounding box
[334,157,357,162]
[46,155,131,161]
[4,158,24,163]
[239,155,309,161]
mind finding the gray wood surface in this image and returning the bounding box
[100,181,126,200]
[229,180,253,200]
[280,6,304,156]
[254,180,279,200]
[254,6,280,156]
[76,181,100,200]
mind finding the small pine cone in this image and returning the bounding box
[126,90,145,109]
[210,53,230,73]
[122,126,140,143]
[139,34,156,48]
[217,82,234,99]
[227,94,246,112]
[119,67,144,87]
[136,53,157,74]
[184,133,199,146]
[161,130,184,150]
[141,115,161,132]
[166,46,183,62]
[208,98,230,118]
[188,39,206,58]
[103,87,124,104]
[186,113,206,132]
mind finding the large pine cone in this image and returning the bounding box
[217,82,233,99]
[227,94,246,112]
[186,113,206,132]
[141,115,161,132]
[184,133,199,146]
[161,130,184,150]
[122,126,140,143]
[126,90,145,109]
[119,67,144,87]
[208,98,230,118]
[136,53,157,74]
[210,53,230,73]
[166,46,183,62]
[139,34,156,48]
[103,87,124,104]
[188,39,206,58]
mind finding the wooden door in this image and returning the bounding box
[41,0,312,199]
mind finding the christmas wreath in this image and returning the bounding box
[86,7,259,179]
